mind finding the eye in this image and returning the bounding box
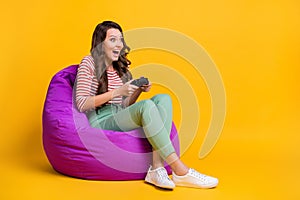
[110,38,116,42]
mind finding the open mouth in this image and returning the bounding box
[112,50,120,57]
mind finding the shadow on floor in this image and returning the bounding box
[9,126,65,178]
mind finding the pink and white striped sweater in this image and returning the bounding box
[75,55,123,112]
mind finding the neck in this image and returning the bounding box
[104,55,113,68]
[106,64,114,71]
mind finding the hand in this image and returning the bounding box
[114,80,139,97]
[140,82,152,92]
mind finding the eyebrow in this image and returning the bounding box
[109,35,123,38]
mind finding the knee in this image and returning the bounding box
[140,99,156,111]
[152,94,172,104]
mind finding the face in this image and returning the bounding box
[102,28,124,64]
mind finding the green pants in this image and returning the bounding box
[87,94,175,159]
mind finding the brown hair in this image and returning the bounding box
[90,21,132,95]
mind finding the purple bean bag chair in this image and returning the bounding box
[42,65,180,180]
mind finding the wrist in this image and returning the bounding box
[112,88,121,98]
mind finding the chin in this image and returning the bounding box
[112,57,119,61]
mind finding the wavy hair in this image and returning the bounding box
[90,21,132,95]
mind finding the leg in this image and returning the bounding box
[146,95,218,189]
[152,150,164,169]
[150,94,173,135]
[149,94,186,171]
[92,99,176,160]
[90,97,218,189]
[149,94,173,169]
[148,95,188,180]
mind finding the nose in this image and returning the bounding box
[116,39,123,48]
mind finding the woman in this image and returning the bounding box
[75,21,218,189]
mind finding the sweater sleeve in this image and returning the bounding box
[75,56,98,112]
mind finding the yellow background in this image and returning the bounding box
[1,0,299,199]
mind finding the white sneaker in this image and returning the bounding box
[172,168,218,189]
[145,166,175,189]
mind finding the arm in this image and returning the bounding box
[81,90,122,112]
[76,61,138,112]
[122,83,152,107]
[76,56,120,112]
[122,88,142,107]
[77,79,137,112]
[76,57,141,112]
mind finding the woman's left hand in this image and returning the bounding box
[140,83,152,92]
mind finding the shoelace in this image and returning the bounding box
[190,169,210,184]
[156,168,172,183]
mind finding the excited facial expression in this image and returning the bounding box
[102,28,124,65]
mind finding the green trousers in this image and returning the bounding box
[87,94,175,159]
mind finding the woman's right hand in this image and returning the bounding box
[114,80,139,97]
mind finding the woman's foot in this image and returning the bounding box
[172,168,219,189]
[145,166,175,189]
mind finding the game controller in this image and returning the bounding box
[130,77,149,87]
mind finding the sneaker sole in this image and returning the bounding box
[145,176,175,190]
[174,181,218,189]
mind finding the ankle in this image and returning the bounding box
[168,160,189,176]
[173,167,189,176]
[171,162,189,176]
[165,153,189,175]
[152,164,164,170]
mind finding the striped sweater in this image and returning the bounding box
[75,55,123,112]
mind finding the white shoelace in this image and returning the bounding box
[156,168,172,183]
[190,169,210,184]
